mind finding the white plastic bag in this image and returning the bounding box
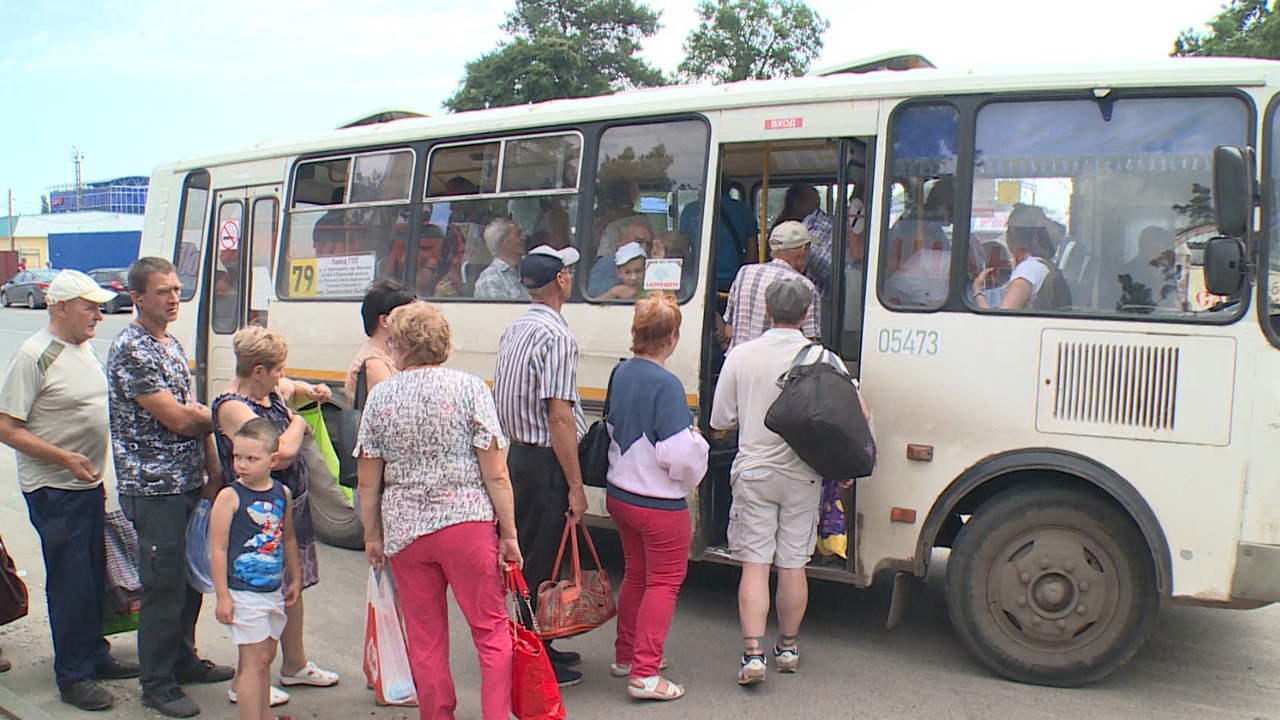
[363,568,417,706]
[185,498,214,594]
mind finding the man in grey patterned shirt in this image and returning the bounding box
[107,257,231,718]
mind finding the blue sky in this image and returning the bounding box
[0,0,1237,215]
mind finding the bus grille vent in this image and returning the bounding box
[1052,342,1179,430]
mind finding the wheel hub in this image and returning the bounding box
[991,529,1117,647]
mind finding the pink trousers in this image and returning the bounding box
[389,521,512,720]
[607,495,691,679]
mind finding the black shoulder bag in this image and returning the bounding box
[579,362,622,488]
[336,360,367,489]
[764,343,876,479]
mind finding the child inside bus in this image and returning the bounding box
[599,243,647,300]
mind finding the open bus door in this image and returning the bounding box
[695,136,875,581]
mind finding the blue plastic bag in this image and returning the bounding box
[186,498,214,594]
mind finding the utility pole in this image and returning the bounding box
[71,146,84,210]
[6,189,12,251]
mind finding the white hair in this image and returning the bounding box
[483,217,513,256]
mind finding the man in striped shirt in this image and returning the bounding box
[723,221,822,351]
[492,244,588,687]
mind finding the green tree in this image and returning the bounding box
[1172,0,1280,58]
[445,0,666,112]
[677,0,829,83]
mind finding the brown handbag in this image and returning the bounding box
[0,534,29,626]
[535,523,616,640]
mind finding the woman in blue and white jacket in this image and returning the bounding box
[605,294,709,702]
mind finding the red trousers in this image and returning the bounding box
[607,495,691,679]
[389,521,512,720]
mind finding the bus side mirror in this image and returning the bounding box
[1203,236,1246,296]
[1213,145,1253,239]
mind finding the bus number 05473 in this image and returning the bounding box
[877,328,941,357]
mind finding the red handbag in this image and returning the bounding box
[506,563,566,720]
[0,534,29,626]
[535,523,617,640]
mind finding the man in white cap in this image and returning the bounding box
[0,269,140,711]
[492,244,588,687]
[721,220,821,351]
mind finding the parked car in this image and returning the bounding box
[0,269,60,309]
[87,267,132,313]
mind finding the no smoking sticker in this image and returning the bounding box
[219,220,240,250]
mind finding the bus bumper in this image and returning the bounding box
[1231,542,1280,604]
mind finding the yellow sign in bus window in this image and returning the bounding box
[289,258,317,298]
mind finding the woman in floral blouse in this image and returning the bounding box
[355,301,522,720]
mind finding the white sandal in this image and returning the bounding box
[228,685,289,707]
[627,675,684,701]
[279,661,339,687]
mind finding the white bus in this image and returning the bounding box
[140,54,1280,687]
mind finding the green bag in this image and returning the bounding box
[102,608,139,636]
[297,403,352,504]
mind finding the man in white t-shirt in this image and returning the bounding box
[0,270,139,711]
[711,275,868,687]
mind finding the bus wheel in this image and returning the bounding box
[946,485,1158,687]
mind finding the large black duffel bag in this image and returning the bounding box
[764,343,875,479]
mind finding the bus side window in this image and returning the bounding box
[880,103,960,311]
[280,151,415,300]
[588,120,709,302]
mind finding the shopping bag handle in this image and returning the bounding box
[548,523,606,596]
[504,562,543,638]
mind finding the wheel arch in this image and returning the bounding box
[916,447,1172,602]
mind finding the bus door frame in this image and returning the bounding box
[198,184,281,400]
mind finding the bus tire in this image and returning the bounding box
[946,485,1158,687]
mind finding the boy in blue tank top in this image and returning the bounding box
[210,418,300,720]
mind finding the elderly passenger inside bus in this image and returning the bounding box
[589,218,653,296]
[971,204,1062,310]
[473,218,530,301]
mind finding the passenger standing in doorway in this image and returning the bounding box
[0,270,140,711]
[107,257,233,718]
[771,184,835,300]
[722,221,821,351]
[710,276,868,686]
[492,245,589,688]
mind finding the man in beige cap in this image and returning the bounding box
[711,275,866,686]
[721,220,821,351]
[0,269,140,711]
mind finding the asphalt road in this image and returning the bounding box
[0,306,1278,719]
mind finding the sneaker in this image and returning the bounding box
[279,661,339,687]
[554,664,583,688]
[545,645,581,667]
[774,644,799,673]
[737,654,766,686]
[176,658,234,684]
[141,687,200,718]
[96,655,141,680]
[228,685,290,706]
[60,680,115,711]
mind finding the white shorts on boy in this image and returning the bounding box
[225,589,287,645]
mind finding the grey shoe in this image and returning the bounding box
[141,687,200,718]
[60,680,115,711]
